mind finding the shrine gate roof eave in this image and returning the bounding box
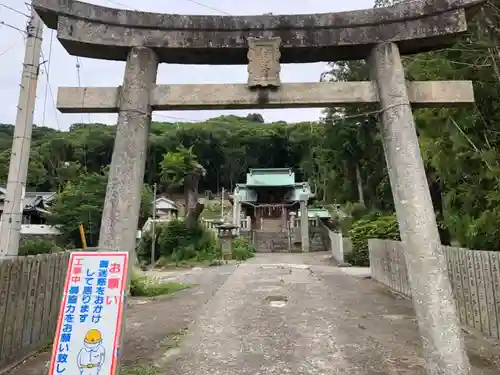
[236,182,308,188]
[249,168,291,173]
[33,0,485,64]
[297,209,331,219]
[242,184,296,188]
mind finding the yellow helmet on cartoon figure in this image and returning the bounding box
[84,329,102,344]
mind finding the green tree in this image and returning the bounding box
[48,170,153,249]
[160,146,206,227]
[48,171,107,248]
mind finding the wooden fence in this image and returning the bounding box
[0,252,69,371]
[369,239,500,340]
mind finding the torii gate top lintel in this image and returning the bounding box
[34,0,484,64]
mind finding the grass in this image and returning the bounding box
[130,273,193,297]
[155,257,207,269]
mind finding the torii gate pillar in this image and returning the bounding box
[369,42,469,375]
[98,47,158,262]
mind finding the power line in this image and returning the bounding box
[102,0,230,15]
[103,0,136,10]
[183,0,231,15]
[40,51,61,130]
[41,29,57,129]
[153,113,199,122]
[75,56,92,123]
[72,53,93,234]
[151,101,397,126]
[75,56,82,87]
[0,19,27,35]
[0,42,19,58]
[0,3,30,17]
[38,49,61,130]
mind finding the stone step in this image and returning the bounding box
[254,231,290,252]
[261,218,285,232]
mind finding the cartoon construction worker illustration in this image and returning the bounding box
[77,329,106,375]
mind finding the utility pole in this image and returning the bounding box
[220,187,225,220]
[0,8,43,257]
[150,183,157,265]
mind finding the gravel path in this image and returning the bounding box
[6,253,500,375]
[161,253,500,375]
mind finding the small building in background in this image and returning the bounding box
[297,207,332,227]
[140,196,180,235]
[229,168,316,253]
[155,196,179,220]
[230,168,314,232]
[0,187,60,236]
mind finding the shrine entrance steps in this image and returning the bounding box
[251,218,328,253]
[254,231,291,253]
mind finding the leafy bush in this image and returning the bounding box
[334,203,375,235]
[130,271,192,297]
[231,237,256,261]
[347,202,370,220]
[347,214,400,266]
[19,238,63,256]
[137,219,219,265]
[446,207,500,251]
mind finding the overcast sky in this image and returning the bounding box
[0,0,373,131]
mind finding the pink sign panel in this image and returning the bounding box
[48,252,129,375]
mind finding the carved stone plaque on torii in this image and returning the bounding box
[247,37,282,88]
[29,1,486,374]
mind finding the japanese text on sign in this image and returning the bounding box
[48,252,128,375]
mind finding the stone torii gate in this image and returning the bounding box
[28,0,483,374]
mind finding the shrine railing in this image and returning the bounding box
[291,217,320,228]
[202,217,252,233]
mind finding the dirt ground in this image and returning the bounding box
[6,265,236,375]
[6,252,500,375]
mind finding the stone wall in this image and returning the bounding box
[253,231,290,252]
[309,228,325,252]
[0,252,69,371]
[343,237,353,256]
[369,239,500,341]
[318,222,345,264]
[242,224,329,253]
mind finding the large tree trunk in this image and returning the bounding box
[427,168,451,246]
[184,168,204,228]
[355,163,365,205]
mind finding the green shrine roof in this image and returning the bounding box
[233,167,314,203]
[244,168,295,187]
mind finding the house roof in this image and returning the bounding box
[24,192,56,207]
[155,197,179,211]
[0,186,56,211]
[244,168,295,187]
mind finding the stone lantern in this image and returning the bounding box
[216,223,238,261]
